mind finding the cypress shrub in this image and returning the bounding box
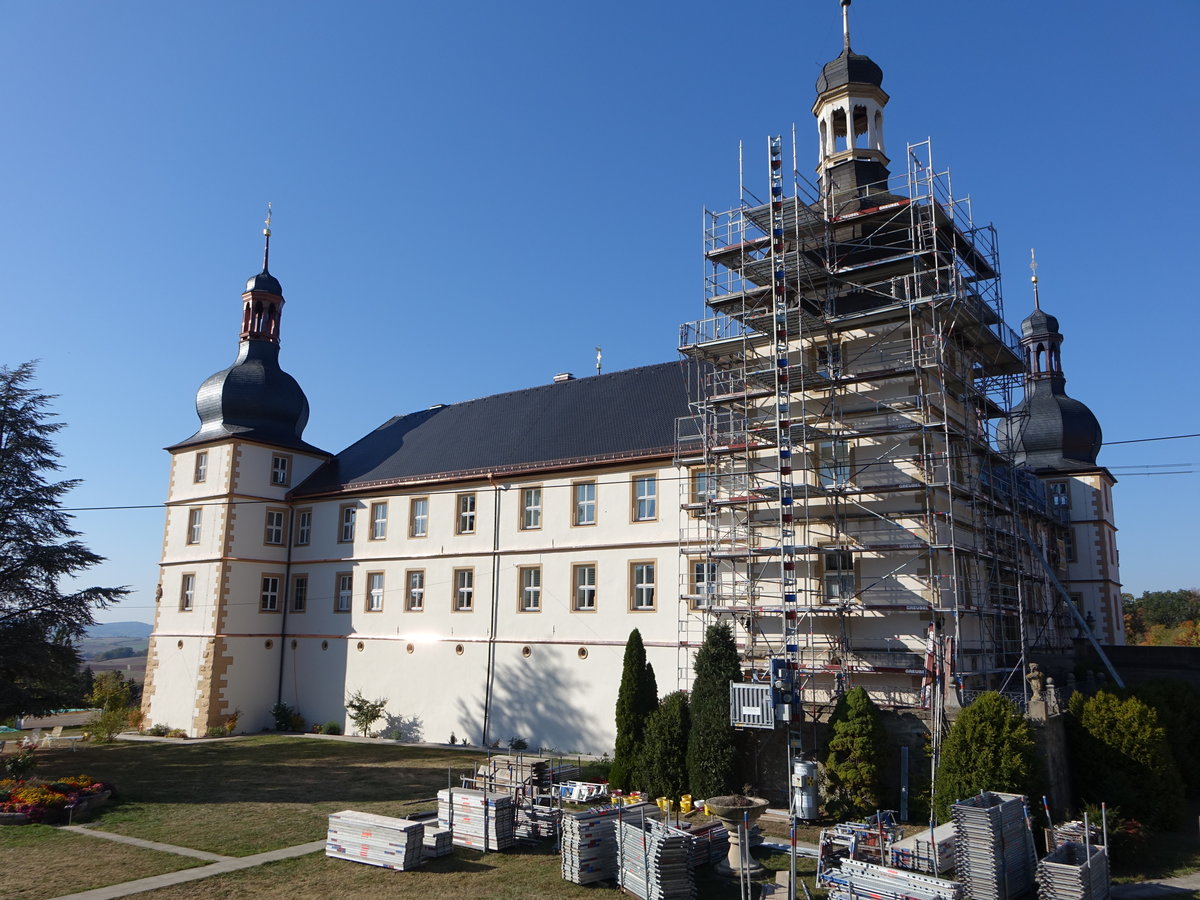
[1067,689,1183,828]
[933,692,1041,821]
[640,690,691,801]
[611,629,659,791]
[687,622,742,799]
[823,686,887,820]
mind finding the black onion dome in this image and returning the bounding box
[246,269,282,295]
[1003,380,1103,471]
[170,341,326,454]
[1021,308,1060,338]
[816,48,884,93]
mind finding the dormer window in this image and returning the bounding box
[271,455,290,486]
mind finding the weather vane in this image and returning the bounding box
[264,201,273,237]
[1029,248,1040,310]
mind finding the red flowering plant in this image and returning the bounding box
[0,774,114,824]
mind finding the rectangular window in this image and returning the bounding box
[291,575,307,613]
[410,497,429,537]
[1066,527,1077,563]
[180,573,195,611]
[406,570,425,611]
[264,508,285,545]
[573,481,596,526]
[370,502,388,540]
[823,549,855,601]
[521,487,542,530]
[367,572,384,612]
[633,475,657,521]
[454,568,474,611]
[295,509,312,546]
[338,504,356,543]
[457,493,476,534]
[260,575,281,612]
[817,343,842,378]
[519,566,542,612]
[271,455,290,486]
[335,573,353,612]
[817,440,851,488]
[691,470,716,509]
[630,561,656,610]
[573,564,596,611]
[1048,481,1070,509]
[193,452,207,484]
[691,559,718,608]
[187,507,202,545]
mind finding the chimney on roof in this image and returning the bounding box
[553,372,575,383]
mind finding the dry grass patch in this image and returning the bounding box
[0,825,205,900]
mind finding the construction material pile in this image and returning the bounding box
[422,825,454,858]
[474,755,551,794]
[437,788,515,851]
[1036,841,1109,900]
[888,821,956,874]
[1052,820,1103,847]
[516,796,560,840]
[326,810,425,871]
[821,857,963,900]
[660,820,728,868]
[617,816,695,900]
[951,791,1035,900]
[561,802,651,885]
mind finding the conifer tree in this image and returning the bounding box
[933,691,1040,820]
[823,686,887,820]
[611,628,659,790]
[687,622,742,799]
[0,362,127,720]
[639,690,691,801]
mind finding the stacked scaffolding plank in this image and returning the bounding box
[422,825,454,858]
[560,802,653,885]
[437,788,515,851]
[951,792,1035,900]
[516,797,560,841]
[616,817,696,900]
[326,810,425,871]
[1036,841,1109,900]
[820,857,963,900]
[474,755,551,794]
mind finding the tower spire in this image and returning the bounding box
[262,201,273,273]
[842,0,852,51]
[1030,247,1041,310]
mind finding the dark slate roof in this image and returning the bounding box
[1002,378,1103,472]
[170,340,328,455]
[1021,308,1060,338]
[816,48,884,93]
[293,360,701,496]
[245,268,283,295]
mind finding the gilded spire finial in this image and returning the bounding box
[841,0,852,50]
[262,202,273,273]
[1030,248,1041,311]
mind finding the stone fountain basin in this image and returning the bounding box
[705,795,770,820]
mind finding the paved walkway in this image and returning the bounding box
[51,827,326,900]
[1112,873,1200,898]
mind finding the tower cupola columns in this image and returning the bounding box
[811,0,890,197]
[240,202,284,344]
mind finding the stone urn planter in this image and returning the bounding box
[704,795,771,879]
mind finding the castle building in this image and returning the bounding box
[143,2,1120,749]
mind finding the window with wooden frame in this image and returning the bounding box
[335,572,353,612]
[271,454,291,486]
[186,507,203,545]
[822,549,855,602]
[690,559,718,608]
[405,570,425,611]
[519,566,542,612]
[179,573,195,611]
[632,475,657,521]
[690,469,716,513]
[370,502,388,540]
[573,481,596,526]
[366,572,384,612]
[260,575,282,612]
[520,487,542,530]
[453,568,474,611]
[816,440,850,488]
[193,451,208,484]
[1048,481,1070,510]
[291,574,308,613]
[295,509,312,546]
[572,563,596,611]
[630,561,656,610]
[264,508,286,545]
[410,497,429,537]
[338,504,356,543]
[456,493,476,534]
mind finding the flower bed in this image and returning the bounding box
[0,775,115,825]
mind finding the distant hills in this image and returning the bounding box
[86,621,153,639]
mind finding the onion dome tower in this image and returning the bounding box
[811,0,891,204]
[1003,253,1103,471]
[171,211,324,454]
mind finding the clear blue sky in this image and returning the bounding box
[2,1,1196,624]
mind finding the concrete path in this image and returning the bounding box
[61,825,233,862]
[1112,873,1200,898]
[50,837,326,900]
